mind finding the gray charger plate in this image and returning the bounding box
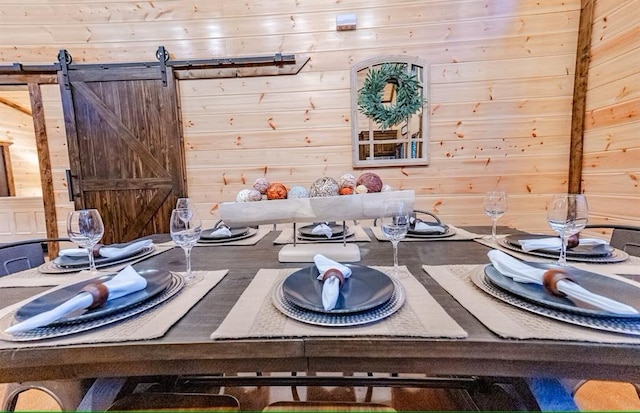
[54,241,153,268]
[273,276,405,327]
[504,234,613,257]
[198,227,257,244]
[200,226,250,240]
[407,224,456,239]
[41,245,156,273]
[298,223,347,238]
[16,268,173,323]
[484,264,640,318]
[472,270,640,336]
[282,264,394,314]
[297,229,355,242]
[497,237,629,263]
[2,272,184,342]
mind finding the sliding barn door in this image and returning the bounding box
[59,66,186,244]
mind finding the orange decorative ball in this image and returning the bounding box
[339,187,354,195]
[266,182,288,200]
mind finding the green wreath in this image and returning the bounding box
[357,63,424,130]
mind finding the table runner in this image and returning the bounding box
[370,225,480,242]
[210,266,467,340]
[0,270,227,349]
[475,235,640,277]
[425,264,640,343]
[194,225,271,247]
[273,225,371,245]
[0,243,175,288]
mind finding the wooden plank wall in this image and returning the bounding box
[0,0,637,234]
[0,88,42,198]
[582,0,640,230]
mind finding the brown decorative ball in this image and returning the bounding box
[309,177,340,197]
[266,182,288,200]
[356,172,383,193]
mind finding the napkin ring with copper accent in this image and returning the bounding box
[81,282,109,309]
[322,268,345,287]
[542,269,573,297]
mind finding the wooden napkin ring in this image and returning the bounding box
[81,282,109,309]
[92,243,104,257]
[322,268,345,287]
[542,269,573,297]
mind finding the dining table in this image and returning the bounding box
[0,225,639,409]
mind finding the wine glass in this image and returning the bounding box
[67,209,105,273]
[175,197,192,224]
[484,191,508,243]
[170,208,203,285]
[379,200,410,279]
[546,193,588,266]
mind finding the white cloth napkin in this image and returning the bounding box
[313,254,352,311]
[59,239,153,259]
[487,250,638,315]
[518,237,608,252]
[311,223,333,238]
[413,221,446,234]
[210,227,232,237]
[5,265,148,334]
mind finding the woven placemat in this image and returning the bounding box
[0,270,227,349]
[195,225,271,247]
[211,266,467,340]
[425,264,640,343]
[0,244,174,287]
[273,225,371,245]
[475,235,640,277]
[370,225,480,242]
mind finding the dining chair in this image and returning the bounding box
[584,224,640,256]
[0,238,70,276]
[262,400,396,411]
[0,242,45,276]
[0,237,88,412]
[105,392,240,411]
[565,224,640,409]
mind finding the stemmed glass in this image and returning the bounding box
[484,191,508,243]
[379,200,410,279]
[170,208,203,285]
[175,198,192,224]
[67,209,105,273]
[546,193,588,266]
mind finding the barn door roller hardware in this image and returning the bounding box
[1,48,309,82]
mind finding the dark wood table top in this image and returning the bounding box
[1,226,638,383]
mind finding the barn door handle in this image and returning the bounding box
[65,169,76,202]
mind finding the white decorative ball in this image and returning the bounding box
[287,185,309,198]
[236,188,262,202]
[338,173,357,189]
[355,184,369,194]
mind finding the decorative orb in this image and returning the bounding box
[338,173,357,189]
[381,184,393,192]
[266,182,288,200]
[253,177,270,194]
[356,172,383,193]
[309,177,340,197]
[339,186,354,195]
[355,184,368,194]
[236,188,262,202]
[287,185,309,198]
